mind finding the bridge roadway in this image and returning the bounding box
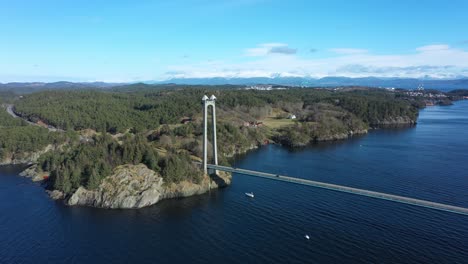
[207,164,468,216]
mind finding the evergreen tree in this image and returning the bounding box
[87,167,101,190]
[143,149,159,171]
[71,166,82,189]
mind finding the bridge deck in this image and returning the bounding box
[207,164,468,216]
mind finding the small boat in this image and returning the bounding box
[245,192,254,198]
[305,235,310,240]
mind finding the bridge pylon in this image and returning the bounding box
[202,95,218,174]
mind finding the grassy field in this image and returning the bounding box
[262,117,295,129]
[258,108,295,129]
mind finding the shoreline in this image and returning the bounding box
[0,98,450,208]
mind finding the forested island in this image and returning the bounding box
[0,85,465,208]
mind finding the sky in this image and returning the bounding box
[1,0,468,82]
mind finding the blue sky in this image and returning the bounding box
[1,0,468,82]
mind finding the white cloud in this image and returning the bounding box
[269,46,297,55]
[162,44,468,80]
[244,43,297,56]
[416,44,450,52]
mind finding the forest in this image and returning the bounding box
[14,87,420,132]
[39,134,202,194]
[2,85,425,194]
[0,102,67,160]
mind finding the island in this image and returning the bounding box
[0,85,465,209]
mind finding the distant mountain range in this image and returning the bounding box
[0,81,121,93]
[155,77,468,91]
[1,77,468,92]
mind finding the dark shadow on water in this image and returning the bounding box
[229,125,417,171]
[0,164,29,174]
[63,185,225,221]
[285,133,369,153]
[208,171,229,187]
[369,124,417,133]
[370,123,417,129]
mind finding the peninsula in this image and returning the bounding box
[0,85,464,208]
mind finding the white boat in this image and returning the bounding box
[245,192,254,198]
[305,235,310,240]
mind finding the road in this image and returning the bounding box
[5,104,64,132]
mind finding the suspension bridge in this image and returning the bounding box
[207,164,468,216]
[200,95,468,217]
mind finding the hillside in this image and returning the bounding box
[1,86,430,208]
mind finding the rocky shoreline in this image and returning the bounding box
[60,118,412,208]
[276,116,417,147]
[0,144,55,166]
[18,163,231,209]
[66,164,231,209]
[370,116,417,128]
[315,128,369,142]
[2,115,416,209]
[277,128,369,148]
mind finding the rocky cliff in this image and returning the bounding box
[224,143,259,158]
[67,164,231,209]
[0,144,54,166]
[19,164,46,182]
[370,116,417,128]
[314,128,368,142]
[275,128,369,148]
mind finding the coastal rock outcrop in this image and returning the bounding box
[371,116,417,127]
[67,164,231,209]
[0,144,54,166]
[315,129,368,142]
[276,128,369,148]
[224,143,259,158]
[19,164,46,182]
[47,190,65,200]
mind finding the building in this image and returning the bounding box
[246,84,273,90]
[243,121,264,128]
[180,117,193,124]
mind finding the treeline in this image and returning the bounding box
[14,87,419,133]
[10,87,421,155]
[2,86,426,194]
[14,90,203,133]
[40,134,202,194]
[330,93,419,125]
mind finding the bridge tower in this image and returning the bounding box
[202,95,218,174]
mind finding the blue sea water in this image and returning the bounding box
[1,101,468,263]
